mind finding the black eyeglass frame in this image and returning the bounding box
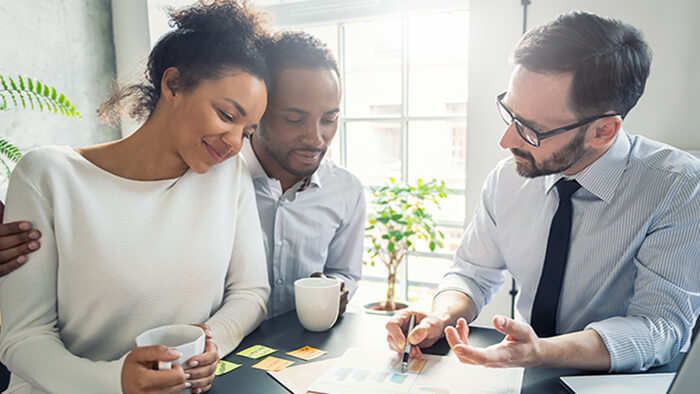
[496,91,620,147]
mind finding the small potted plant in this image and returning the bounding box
[364,178,450,314]
[1,74,81,179]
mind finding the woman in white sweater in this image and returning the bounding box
[0,2,270,393]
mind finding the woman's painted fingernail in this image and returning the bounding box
[167,348,183,357]
[189,360,199,367]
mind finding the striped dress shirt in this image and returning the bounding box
[240,139,365,318]
[437,130,700,372]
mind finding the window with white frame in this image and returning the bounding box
[276,3,469,306]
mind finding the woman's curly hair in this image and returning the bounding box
[98,0,270,125]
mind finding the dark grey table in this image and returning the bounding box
[210,309,683,393]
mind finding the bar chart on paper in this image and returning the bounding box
[307,348,523,394]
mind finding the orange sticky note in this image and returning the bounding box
[286,346,328,361]
[251,356,294,372]
[409,358,427,372]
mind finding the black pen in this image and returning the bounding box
[401,313,416,373]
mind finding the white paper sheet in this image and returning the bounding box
[559,373,675,394]
[306,348,524,394]
[267,358,338,394]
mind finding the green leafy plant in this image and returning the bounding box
[0,74,81,177]
[365,178,451,311]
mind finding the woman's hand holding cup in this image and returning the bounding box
[121,345,189,394]
[186,323,219,393]
[128,323,216,393]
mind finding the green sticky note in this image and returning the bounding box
[236,345,277,359]
[215,360,242,376]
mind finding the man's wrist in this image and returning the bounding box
[535,337,559,368]
[431,290,477,330]
[535,330,611,370]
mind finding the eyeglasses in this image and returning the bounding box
[496,91,620,147]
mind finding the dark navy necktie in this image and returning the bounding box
[531,179,581,338]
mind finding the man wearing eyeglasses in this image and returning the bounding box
[387,11,700,372]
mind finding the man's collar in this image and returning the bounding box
[544,130,631,203]
[241,138,323,189]
[240,138,268,180]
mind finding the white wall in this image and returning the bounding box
[0,0,119,191]
[466,0,700,326]
[111,0,152,137]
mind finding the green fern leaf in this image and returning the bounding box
[0,139,22,164]
[18,91,26,109]
[24,91,35,110]
[0,74,81,117]
[0,157,11,179]
[0,92,8,110]
[36,93,44,111]
[7,90,18,109]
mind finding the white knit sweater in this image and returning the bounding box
[0,146,269,393]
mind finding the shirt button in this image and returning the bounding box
[275,278,284,285]
[277,240,284,246]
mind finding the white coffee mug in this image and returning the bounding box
[135,324,205,370]
[294,277,341,332]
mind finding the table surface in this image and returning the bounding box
[210,308,683,393]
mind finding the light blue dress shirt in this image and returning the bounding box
[241,139,365,318]
[438,131,700,372]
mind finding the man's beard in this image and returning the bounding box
[511,129,588,178]
[258,128,326,178]
[275,147,326,178]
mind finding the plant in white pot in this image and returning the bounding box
[364,178,450,313]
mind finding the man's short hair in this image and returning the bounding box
[262,31,340,90]
[512,11,652,119]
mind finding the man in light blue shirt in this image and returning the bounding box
[245,32,364,318]
[387,11,700,372]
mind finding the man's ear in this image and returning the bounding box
[160,67,182,100]
[589,114,622,149]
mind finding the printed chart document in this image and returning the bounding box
[307,348,524,394]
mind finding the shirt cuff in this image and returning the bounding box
[585,316,654,372]
[435,273,487,318]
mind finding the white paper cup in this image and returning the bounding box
[294,277,341,332]
[135,324,205,370]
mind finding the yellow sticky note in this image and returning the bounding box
[236,345,277,359]
[286,346,328,361]
[251,356,294,372]
[409,358,427,372]
[215,360,241,376]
